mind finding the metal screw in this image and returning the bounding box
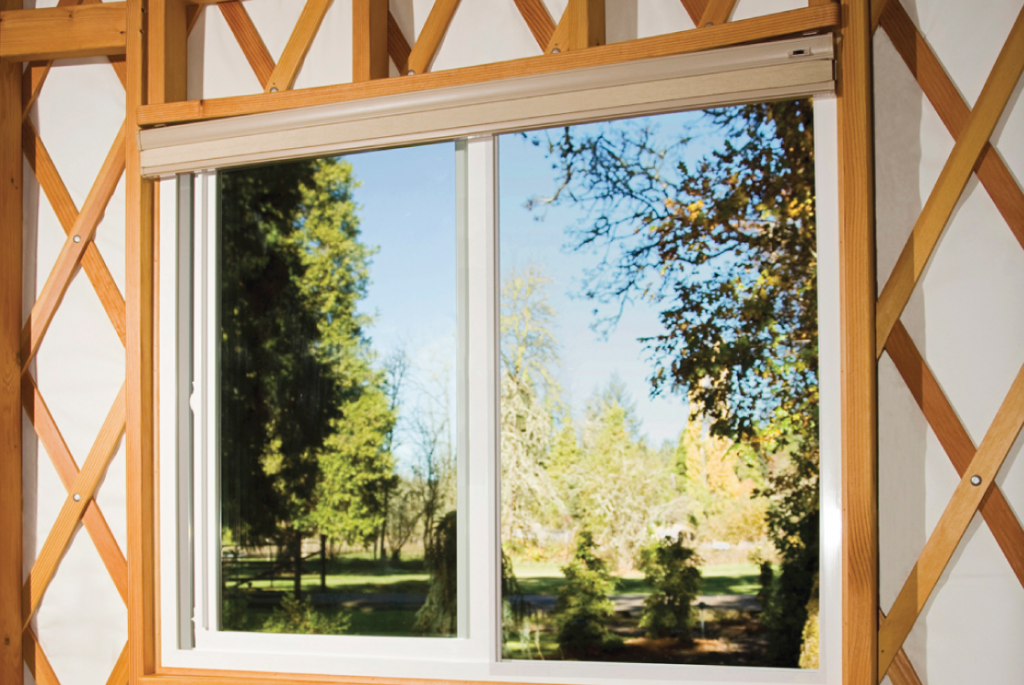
[706,22,714,27]
[270,87,278,93]
[73,235,81,243]
[970,475,982,486]
[551,47,560,54]
[407,70,415,76]
[73,493,81,502]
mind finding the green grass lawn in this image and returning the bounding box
[510,560,762,597]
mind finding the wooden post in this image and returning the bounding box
[127,0,153,681]
[0,6,24,681]
[838,1,877,684]
[353,0,388,82]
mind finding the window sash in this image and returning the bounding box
[155,55,842,685]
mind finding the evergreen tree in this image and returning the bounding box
[554,532,619,658]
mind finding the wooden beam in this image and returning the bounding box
[105,643,130,685]
[880,0,1024,252]
[699,0,737,28]
[218,1,274,90]
[0,3,23,679]
[870,0,889,33]
[149,0,189,104]
[0,2,127,62]
[886,322,1024,588]
[128,0,158,680]
[513,0,556,50]
[405,0,461,75]
[838,1,877,685]
[547,0,605,54]
[874,6,1024,358]
[352,0,388,82]
[386,10,411,76]
[878,362,1024,679]
[138,4,840,125]
[264,0,332,93]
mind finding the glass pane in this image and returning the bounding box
[499,101,819,667]
[217,143,458,637]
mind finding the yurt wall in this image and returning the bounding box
[1,1,1020,685]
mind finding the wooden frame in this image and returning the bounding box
[0,1,899,684]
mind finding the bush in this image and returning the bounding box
[554,532,621,658]
[638,534,702,639]
[414,511,458,635]
[262,595,350,635]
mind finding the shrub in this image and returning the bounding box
[638,534,702,639]
[554,532,620,658]
[262,595,350,635]
[414,511,458,635]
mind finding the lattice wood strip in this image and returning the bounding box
[878,609,923,685]
[21,374,129,604]
[877,362,1024,679]
[265,0,333,93]
[879,0,1024,251]
[105,641,129,685]
[514,0,556,50]
[886,322,1024,587]
[23,626,62,685]
[386,10,411,75]
[547,0,604,54]
[218,1,274,90]
[699,0,738,27]
[21,119,127,346]
[406,0,462,75]
[19,122,126,373]
[875,6,1024,357]
[21,382,127,626]
[679,0,710,26]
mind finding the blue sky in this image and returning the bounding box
[347,113,718,452]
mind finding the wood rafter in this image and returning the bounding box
[513,0,555,50]
[406,0,461,75]
[0,2,127,62]
[138,4,840,125]
[20,122,127,373]
[265,0,333,93]
[23,627,61,685]
[878,609,924,685]
[877,362,1024,679]
[21,383,127,626]
[874,6,1024,357]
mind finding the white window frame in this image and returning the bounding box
[156,35,841,685]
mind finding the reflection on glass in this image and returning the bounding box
[499,101,819,667]
[217,144,458,637]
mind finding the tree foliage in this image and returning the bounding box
[534,100,820,664]
[219,156,396,593]
[638,534,702,639]
[554,532,620,658]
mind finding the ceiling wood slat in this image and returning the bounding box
[264,0,333,93]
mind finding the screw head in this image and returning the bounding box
[551,47,560,54]
[407,70,415,76]
[970,475,982,487]
[73,493,81,501]
[73,235,81,243]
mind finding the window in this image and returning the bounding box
[156,35,841,685]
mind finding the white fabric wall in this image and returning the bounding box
[19,1,1022,684]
